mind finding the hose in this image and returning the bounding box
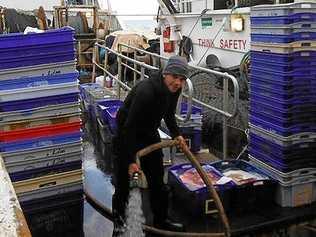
[84,140,231,237]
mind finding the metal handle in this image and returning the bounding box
[176,78,194,123]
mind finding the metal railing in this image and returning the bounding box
[118,43,240,160]
[91,42,194,122]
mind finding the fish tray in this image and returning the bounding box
[0,27,75,48]
[250,115,316,137]
[251,50,316,63]
[96,99,123,125]
[251,41,316,54]
[0,120,81,142]
[0,72,78,91]
[0,131,82,152]
[10,158,82,182]
[13,169,83,203]
[0,102,80,123]
[251,13,316,26]
[0,93,79,113]
[0,82,79,102]
[0,61,76,81]
[251,2,316,17]
[251,32,316,43]
[249,154,316,184]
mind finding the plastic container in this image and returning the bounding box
[251,50,316,63]
[168,163,234,216]
[0,102,81,123]
[10,158,82,182]
[97,99,123,125]
[0,82,79,102]
[275,177,316,207]
[0,51,75,70]
[13,169,83,203]
[0,93,79,112]
[251,41,316,54]
[97,118,113,144]
[0,27,74,49]
[251,13,316,26]
[251,2,316,17]
[0,131,82,152]
[0,120,81,142]
[250,93,315,111]
[0,61,76,82]
[250,115,316,137]
[179,126,202,153]
[79,83,102,101]
[0,72,78,91]
[251,22,316,34]
[105,106,121,134]
[251,32,316,43]
[2,141,82,167]
[249,154,316,184]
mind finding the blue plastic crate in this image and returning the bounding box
[0,93,79,112]
[250,75,316,91]
[105,106,121,134]
[251,67,316,84]
[0,131,81,152]
[96,99,123,125]
[251,13,316,26]
[79,83,102,101]
[251,32,316,43]
[249,133,316,161]
[250,110,316,129]
[251,61,316,73]
[10,160,82,182]
[250,115,316,137]
[0,41,75,60]
[251,50,316,63]
[209,160,274,186]
[0,27,75,49]
[180,102,202,115]
[0,51,75,70]
[250,83,316,100]
[249,148,316,173]
[250,101,316,120]
[0,72,78,90]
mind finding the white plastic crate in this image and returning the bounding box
[251,2,316,17]
[0,82,79,102]
[0,102,80,123]
[0,61,76,81]
[275,177,316,207]
[14,169,83,202]
[251,41,316,54]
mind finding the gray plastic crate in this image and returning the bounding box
[250,124,316,145]
[251,2,316,17]
[251,41,316,53]
[275,177,316,207]
[0,102,81,123]
[0,61,76,81]
[3,142,82,172]
[249,155,316,184]
[251,22,316,34]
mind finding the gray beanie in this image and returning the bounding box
[163,56,189,79]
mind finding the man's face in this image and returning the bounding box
[163,74,186,93]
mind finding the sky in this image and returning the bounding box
[104,0,159,20]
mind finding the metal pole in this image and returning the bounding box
[140,67,145,81]
[117,44,122,99]
[103,47,109,88]
[91,44,97,83]
[223,78,228,160]
[133,51,137,86]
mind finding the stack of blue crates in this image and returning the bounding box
[0,27,83,205]
[249,2,316,207]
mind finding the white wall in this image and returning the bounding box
[0,0,60,10]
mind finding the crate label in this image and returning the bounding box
[300,52,310,56]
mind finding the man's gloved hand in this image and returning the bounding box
[175,135,188,152]
[128,163,140,177]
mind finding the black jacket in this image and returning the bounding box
[116,70,181,164]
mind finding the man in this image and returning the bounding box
[112,56,189,236]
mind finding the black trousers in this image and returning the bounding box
[112,143,168,226]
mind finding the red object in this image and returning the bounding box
[0,120,81,142]
[163,27,174,53]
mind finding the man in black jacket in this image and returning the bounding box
[112,56,189,236]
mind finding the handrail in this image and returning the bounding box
[135,140,230,237]
[118,43,240,159]
[92,42,194,122]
